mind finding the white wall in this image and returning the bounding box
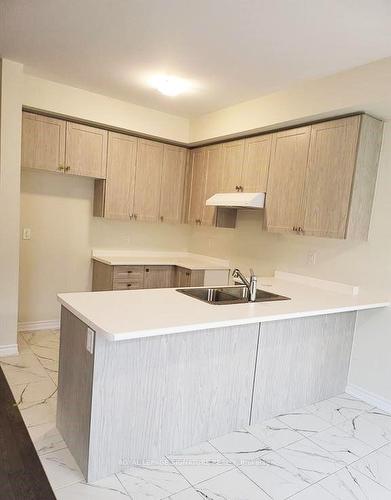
[0,60,23,353]
[19,169,191,323]
[190,57,391,143]
[23,74,190,143]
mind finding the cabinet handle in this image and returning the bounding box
[127,283,132,287]
[133,214,137,220]
[240,186,244,192]
[186,272,190,276]
[129,214,133,220]
[65,166,71,172]
[145,268,149,272]
[127,270,133,274]
[58,165,64,171]
[160,215,164,222]
[235,185,240,191]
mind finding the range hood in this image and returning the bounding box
[206,192,265,209]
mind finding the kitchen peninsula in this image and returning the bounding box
[57,271,389,482]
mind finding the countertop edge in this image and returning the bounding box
[57,296,390,342]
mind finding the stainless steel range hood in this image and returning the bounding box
[206,192,265,209]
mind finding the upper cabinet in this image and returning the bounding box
[188,148,207,225]
[242,135,272,192]
[159,145,188,224]
[21,112,107,178]
[103,132,138,220]
[220,140,245,193]
[188,144,222,226]
[22,111,383,239]
[265,126,311,233]
[219,135,272,193]
[65,122,107,178]
[265,115,383,240]
[133,139,164,223]
[21,112,66,173]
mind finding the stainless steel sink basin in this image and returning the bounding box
[176,286,290,305]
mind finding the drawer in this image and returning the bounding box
[113,265,144,282]
[113,280,144,291]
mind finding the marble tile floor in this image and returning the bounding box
[1,329,391,500]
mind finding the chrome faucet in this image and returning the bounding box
[232,268,258,302]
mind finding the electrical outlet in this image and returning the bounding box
[22,228,31,240]
[86,328,95,353]
[307,251,317,265]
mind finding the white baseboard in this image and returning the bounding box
[18,319,60,332]
[0,344,18,357]
[346,384,391,413]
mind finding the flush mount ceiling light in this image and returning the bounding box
[149,75,192,97]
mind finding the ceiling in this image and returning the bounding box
[1,0,391,118]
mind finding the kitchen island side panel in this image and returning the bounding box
[57,307,95,477]
[251,312,357,423]
[87,323,260,481]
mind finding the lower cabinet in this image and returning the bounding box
[144,266,175,289]
[92,261,207,291]
[175,267,205,287]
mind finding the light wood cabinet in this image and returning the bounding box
[302,115,381,240]
[103,132,138,219]
[175,267,205,287]
[220,140,245,192]
[159,145,187,224]
[144,266,174,289]
[203,144,223,226]
[188,148,207,225]
[242,135,272,192]
[133,139,164,222]
[219,135,272,193]
[21,112,66,172]
[265,115,383,240]
[92,262,207,291]
[65,122,107,178]
[187,145,223,226]
[266,126,311,233]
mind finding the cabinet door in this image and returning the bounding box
[303,117,361,239]
[159,145,187,224]
[104,133,138,219]
[220,140,245,192]
[202,144,223,226]
[188,148,207,225]
[266,127,311,233]
[65,122,107,178]
[241,134,272,192]
[175,267,191,287]
[144,266,174,289]
[133,139,164,222]
[21,112,66,172]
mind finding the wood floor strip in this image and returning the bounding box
[0,367,56,500]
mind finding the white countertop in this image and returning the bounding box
[58,271,390,342]
[91,250,230,270]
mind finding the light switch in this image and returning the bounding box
[86,328,95,353]
[22,228,31,240]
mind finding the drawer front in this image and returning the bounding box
[113,280,144,290]
[113,266,144,282]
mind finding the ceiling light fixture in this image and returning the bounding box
[149,75,192,97]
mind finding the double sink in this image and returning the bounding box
[177,285,290,305]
